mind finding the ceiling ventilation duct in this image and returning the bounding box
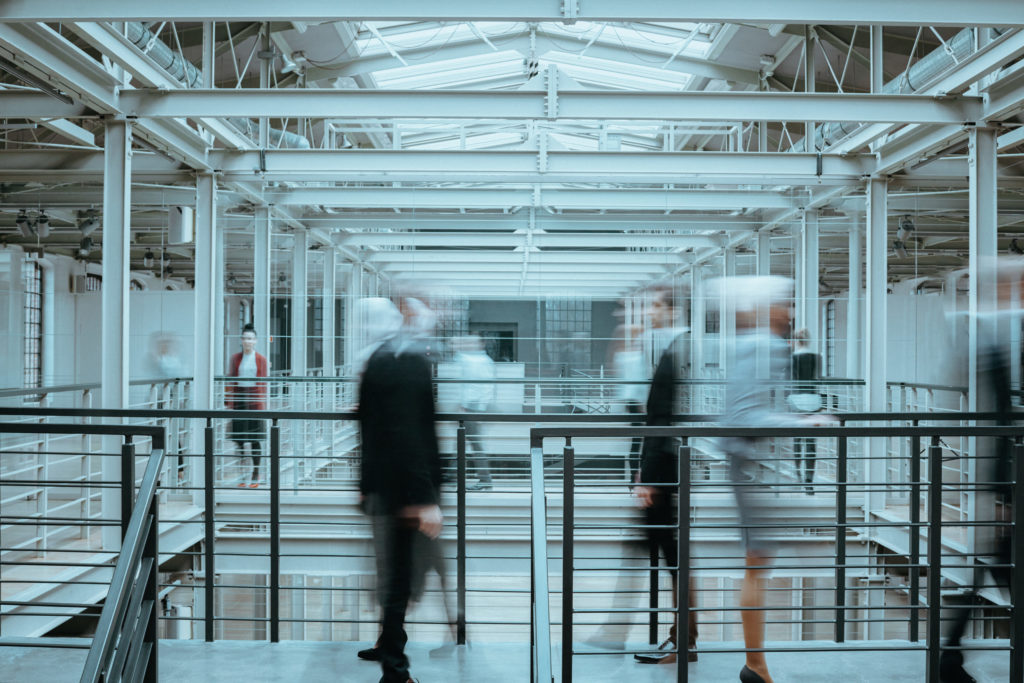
[816,28,976,150]
[125,22,310,149]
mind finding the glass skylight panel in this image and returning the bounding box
[541,53,692,90]
[374,50,525,89]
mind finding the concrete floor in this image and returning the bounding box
[0,639,1011,682]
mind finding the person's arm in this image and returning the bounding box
[225,353,236,408]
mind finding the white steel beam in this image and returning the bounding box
[339,232,718,249]
[322,247,336,377]
[253,206,270,344]
[3,1,1019,26]
[15,89,969,124]
[366,250,685,265]
[847,213,862,379]
[307,214,764,233]
[968,128,999,410]
[801,210,820,352]
[193,174,218,411]
[100,117,131,550]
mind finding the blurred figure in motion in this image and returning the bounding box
[715,276,833,683]
[356,297,446,681]
[455,335,496,491]
[788,328,822,493]
[149,332,186,380]
[611,323,648,482]
[225,323,269,488]
[632,285,699,665]
[939,258,1020,683]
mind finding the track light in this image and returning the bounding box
[164,263,174,278]
[78,236,93,259]
[1010,239,1024,256]
[893,239,909,259]
[15,209,33,238]
[77,209,99,236]
[281,51,307,75]
[143,249,154,268]
[35,211,49,239]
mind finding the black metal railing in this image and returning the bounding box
[0,421,165,683]
[531,423,1024,683]
[529,444,554,683]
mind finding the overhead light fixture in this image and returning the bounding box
[897,215,915,243]
[78,236,93,259]
[1010,238,1024,256]
[35,211,50,239]
[77,209,99,236]
[893,239,909,259]
[164,264,174,278]
[143,249,155,268]
[281,51,308,75]
[15,210,33,238]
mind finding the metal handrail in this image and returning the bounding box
[529,445,553,683]
[79,440,165,683]
[533,423,1024,683]
[0,378,190,399]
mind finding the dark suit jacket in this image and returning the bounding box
[358,340,441,512]
[640,331,690,486]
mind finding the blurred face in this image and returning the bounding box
[241,331,257,354]
[647,293,672,329]
[768,302,793,338]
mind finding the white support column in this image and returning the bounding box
[290,229,308,377]
[214,207,225,376]
[253,206,270,344]
[968,127,999,408]
[804,25,816,152]
[866,178,888,514]
[967,126,998,557]
[691,266,706,379]
[802,210,820,350]
[721,248,737,372]
[870,26,884,94]
[794,220,806,328]
[756,231,771,276]
[101,117,131,549]
[193,173,217,411]
[322,248,337,377]
[847,212,863,379]
[344,265,363,370]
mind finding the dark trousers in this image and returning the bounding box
[645,488,698,650]
[626,403,643,481]
[379,518,416,683]
[463,412,491,484]
[794,437,817,483]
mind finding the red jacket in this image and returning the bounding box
[226,352,269,409]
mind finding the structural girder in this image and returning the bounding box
[1,1,1020,26]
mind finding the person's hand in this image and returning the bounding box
[401,504,443,539]
[634,485,655,508]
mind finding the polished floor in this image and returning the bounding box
[0,639,1011,682]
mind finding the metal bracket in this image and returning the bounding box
[545,64,558,119]
[561,0,579,24]
[537,132,548,173]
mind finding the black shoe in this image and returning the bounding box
[635,652,677,664]
[940,650,976,683]
[357,646,381,661]
[739,666,767,683]
[467,481,492,491]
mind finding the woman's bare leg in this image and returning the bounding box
[740,550,772,683]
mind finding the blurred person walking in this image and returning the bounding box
[456,335,496,491]
[356,297,444,683]
[632,286,699,665]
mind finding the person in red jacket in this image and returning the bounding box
[226,323,269,487]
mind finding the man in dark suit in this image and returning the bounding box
[358,297,442,683]
[633,286,699,665]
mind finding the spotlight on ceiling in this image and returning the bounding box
[35,211,50,239]
[143,249,155,268]
[896,215,915,244]
[893,239,909,259]
[1010,238,1024,256]
[78,236,93,259]
[15,209,33,238]
[77,209,100,236]
[164,263,174,278]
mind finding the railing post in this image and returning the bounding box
[926,435,942,683]
[649,543,659,646]
[457,421,467,645]
[121,438,136,540]
[270,419,281,643]
[561,437,575,683]
[909,426,921,643]
[1011,439,1024,682]
[677,437,690,683]
[835,433,847,643]
[143,471,160,683]
[204,419,215,642]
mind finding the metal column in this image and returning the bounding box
[756,230,771,276]
[253,206,270,343]
[690,266,705,379]
[865,178,888,514]
[847,213,863,379]
[802,210,820,349]
[804,25,816,152]
[322,248,337,377]
[193,174,218,412]
[870,26,884,93]
[721,248,737,372]
[290,229,308,377]
[100,117,131,550]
